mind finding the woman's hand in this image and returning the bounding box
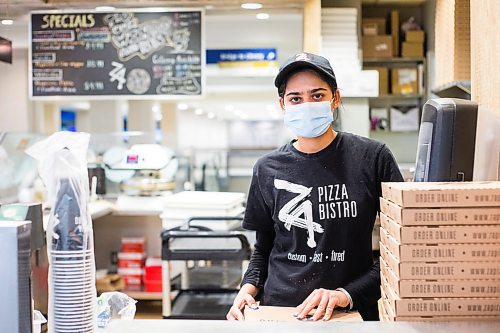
[226,284,259,321]
[294,288,349,321]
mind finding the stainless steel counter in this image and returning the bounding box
[101,319,500,333]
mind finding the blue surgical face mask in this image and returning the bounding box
[283,100,334,138]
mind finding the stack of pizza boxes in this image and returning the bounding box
[378,181,500,321]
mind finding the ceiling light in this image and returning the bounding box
[240,113,249,120]
[1,19,14,25]
[224,105,235,112]
[241,3,263,10]
[177,103,189,110]
[207,112,215,119]
[256,13,270,20]
[95,6,116,11]
[194,108,204,115]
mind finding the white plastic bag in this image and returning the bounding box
[96,292,137,328]
[26,131,97,333]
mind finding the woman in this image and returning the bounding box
[227,52,403,321]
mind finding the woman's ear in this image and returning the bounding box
[279,98,286,112]
[332,90,341,109]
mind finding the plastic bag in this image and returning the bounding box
[26,132,93,251]
[26,132,97,333]
[33,310,47,333]
[96,292,137,328]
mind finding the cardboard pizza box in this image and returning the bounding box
[380,227,500,262]
[243,305,362,322]
[381,181,500,208]
[381,257,500,298]
[379,197,500,226]
[380,212,500,244]
[380,241,500,280]
[381,275,500,316]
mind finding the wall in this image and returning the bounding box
[0,24,31,132]
[471,0,500,180]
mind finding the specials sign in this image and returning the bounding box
[29,9,204,99]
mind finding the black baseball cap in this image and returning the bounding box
[274,52,337,89]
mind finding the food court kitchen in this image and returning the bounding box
[0,1,499,333]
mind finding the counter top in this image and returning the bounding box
[101,319,500,333]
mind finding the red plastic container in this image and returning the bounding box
[118,252,146,269]
[121,237,146,253]
[144,279,162,292]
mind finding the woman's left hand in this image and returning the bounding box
[294,288,349,321]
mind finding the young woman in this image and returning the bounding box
[227,52,403,321]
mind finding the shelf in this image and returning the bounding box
[369,94,423,99]
[363,57,425,63]
[370,130,419,135]
[122,286,164,301]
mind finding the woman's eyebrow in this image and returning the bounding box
[285,91,302,97]
[285,87,327,97]
[309,88,328,94]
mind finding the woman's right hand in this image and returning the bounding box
[226,284,259,321]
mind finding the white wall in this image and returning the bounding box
[0,24,31,132]
[176,109,228,150]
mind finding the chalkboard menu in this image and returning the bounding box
[30,9,203,99]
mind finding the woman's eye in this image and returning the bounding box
[312,93,324,100]
[290,97,301,103]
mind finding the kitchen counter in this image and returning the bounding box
[100,319,500,333]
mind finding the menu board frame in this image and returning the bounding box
[29,8,205,100]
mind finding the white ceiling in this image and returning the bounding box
[0,0,306,20]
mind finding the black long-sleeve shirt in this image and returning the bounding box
[241,131,403,321]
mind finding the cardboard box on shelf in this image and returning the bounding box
[362,22,379,36]
[381,275,500,316]
[96,274,125,293]
[402,42,424,58]
[391,10,399,57]
[380,242,500,280]
[381,257,500,298]
[391,68,418,95]
[380,212,500,244]
[243,305,362,322]
[406,30,425,42]
[363,35,393,58]
[379,197,500,226]
[381,181,500,208]
[362,18,387,35]
[365,66,388,95]
[380,227,500,262]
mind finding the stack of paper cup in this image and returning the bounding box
[50,249,96,332]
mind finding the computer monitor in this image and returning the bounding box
[414,98,478,182]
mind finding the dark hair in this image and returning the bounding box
[277,68,337,98]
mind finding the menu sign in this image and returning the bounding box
[30,9,204,99]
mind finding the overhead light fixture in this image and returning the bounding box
[224,105,235,112]
[1,1,13,26]
[95,6,116,11]
[207,112,215,119]
[177,103,189,110]
[256,13,270,20]
[241,3,263,10]
[194,108,204,115]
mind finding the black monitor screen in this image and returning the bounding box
[0,36,12,64]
